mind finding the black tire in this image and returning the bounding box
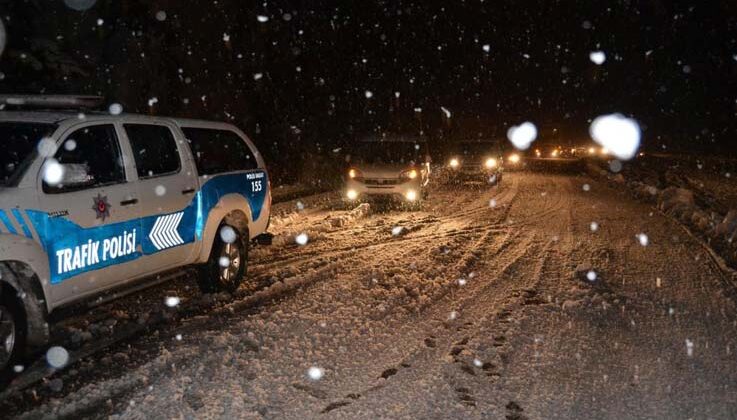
[0,291,26,386]
[197,225,248,294]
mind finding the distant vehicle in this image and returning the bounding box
[0,95,272,377]
[504,151,524,170]
[446,140,504,185]
[344,135,430,206]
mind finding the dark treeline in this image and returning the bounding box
[1,0,736,183]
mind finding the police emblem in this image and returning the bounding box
[92,194,111,221]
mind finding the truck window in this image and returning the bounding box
[124,124,181,178]
[43,124,126,193]
[181,127,257,176]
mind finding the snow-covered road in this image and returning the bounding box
[3,172,737,419]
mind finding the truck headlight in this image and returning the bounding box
[484,158,497,169]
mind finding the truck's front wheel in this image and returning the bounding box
[197,225,248,294]
[0,291,26,384]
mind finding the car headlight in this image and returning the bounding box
[484,158,497,169]
[405,190,418,201]
[551,150,558,157]
[449,158,460,169]
[346,189,358,200]
[348,168,362,179]
[508,153,521,164]
[401,169,418,180]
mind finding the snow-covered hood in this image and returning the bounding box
[352,163,415,179]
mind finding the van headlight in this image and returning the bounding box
[348,168,362,179]
[400,169,418,180]
[484,158,497,169]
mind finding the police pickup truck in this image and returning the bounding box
[0,96,271,376]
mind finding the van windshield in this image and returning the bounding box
[0,122,57,186]
[349,141,423,165]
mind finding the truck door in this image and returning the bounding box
[36,123,143,305]
[122,123,199,274]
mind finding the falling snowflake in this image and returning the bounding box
[590,114,641,160]
[590,222,599,232]
[165,296,180,307]
[636,233,649,246]
[64,0,96,11]
[295,233,309,246]
[507,121,537,150]
[296,201,305,211]
[686,339,694,357]
[155,11,167,21]
[364,90,373,99]
[489,199,497,208]
[42,160,64,186]
[46,346,70,369]
[589,50,606,65]
[37,137,58,157]
[257,15,269,23]
[457,278,467,286]
[108,103,123,115]
[586,271,597,281]
[175,334,182,341]
[449,310,459,320]
[219,226,237,244]
[253,73,263,81]
[148,97,158,107]
[307,366,324,380]
[391,226,404,236]
[473,358,483,367]
[582,184,591,192]
[482,44,490,53]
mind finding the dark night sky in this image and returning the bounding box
[1,0,736,180]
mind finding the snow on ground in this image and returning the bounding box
[2,172,737,419]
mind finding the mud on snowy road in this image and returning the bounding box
[2,172,737,419]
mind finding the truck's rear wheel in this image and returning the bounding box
[197,225,248,294]
[0,292,26,384]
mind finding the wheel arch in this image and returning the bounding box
[195,194,253,263]
[0,261,50,353]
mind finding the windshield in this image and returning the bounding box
[0,122,57,186]
[349,141,423,165]
[453,142,501,160]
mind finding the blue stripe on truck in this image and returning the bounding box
[24,171,268,284]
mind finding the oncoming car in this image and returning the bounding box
[446,140,504,185]
[344,135,430,206]
[0,96,271,377]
